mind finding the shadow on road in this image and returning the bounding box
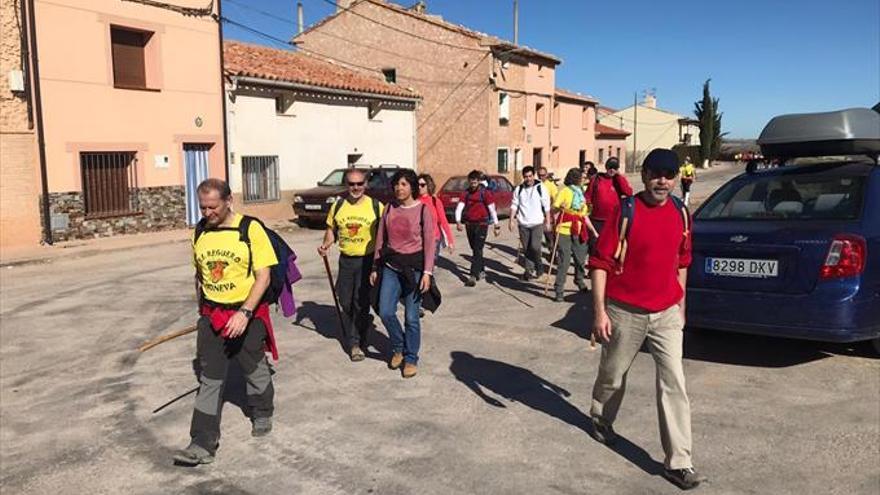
[294,301,390,360]
[449,351,663,477]
[679,329,859,367]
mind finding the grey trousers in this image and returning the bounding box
[590,300,693,469]
[190,316,274,454]
[518,224,544,276]
[554,234,587,296]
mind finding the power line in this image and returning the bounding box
[220,16,295,49]
[312,0,487,52]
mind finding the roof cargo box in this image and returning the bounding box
[758,108,880,158]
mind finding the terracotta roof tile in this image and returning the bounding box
[223,40,419,100]
[595,123,630,137]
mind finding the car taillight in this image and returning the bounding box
[819,234,867,280]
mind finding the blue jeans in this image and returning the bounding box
[378,266,423,364]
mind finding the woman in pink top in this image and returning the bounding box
[417,173,454,262]
[370,169,435,378]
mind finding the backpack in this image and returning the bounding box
[331,196,381,242]
[194,215,294,305]
[613,195,689,270]
[515,182,546,215]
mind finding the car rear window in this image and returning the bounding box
[442,178,468,192]
[696,173,866,221]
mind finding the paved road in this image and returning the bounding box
[1,166,878,494]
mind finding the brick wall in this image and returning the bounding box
[1,0,42,249]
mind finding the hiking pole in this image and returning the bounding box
[321,254,346,333]
[138,324,198,352]
[543,212,563,296]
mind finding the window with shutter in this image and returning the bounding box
[111,26,151,89]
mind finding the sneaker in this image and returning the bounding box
[577,282,589,292]
[663,467,706,490]
[465,277,476,287]
[389,352,404,370]
[554,293,564,303]
[350,347,365,362]
[402,362,418,378]
[251,416,273,437]
[172,443,214,466]
[521,271,534,281]
[589,418,618,445]
[477,271,485,281]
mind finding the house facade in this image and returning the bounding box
[223,40,419,221]
[595,123,630,169]
[3,0,226,247]
[294,0,597,187]
[598,95,700,170]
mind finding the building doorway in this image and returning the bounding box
[184,143,211,225]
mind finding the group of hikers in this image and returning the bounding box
[174,148,706,490]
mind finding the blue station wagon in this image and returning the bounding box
[686,108,880,353]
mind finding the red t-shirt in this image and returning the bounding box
[589,194,692,312]
[459,187,495,224]
[586,174,633,222]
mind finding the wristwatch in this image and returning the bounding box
[239,308,253,319]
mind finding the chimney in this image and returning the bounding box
[336,0,355,13]
[297,1,304,35]
[410,1,427,14]
[644,94,657,109]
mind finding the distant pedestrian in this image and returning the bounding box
[538,166,559,253]
[371,169,436,378]
[679,156,697,206]
[509,166,551,280]
[552,167,599,302]
[455,169,500,287]
[417,173,455,261]
[585,156,633,241]
[174,178,277,466]
[588,148,706,490]
[317,169,384,362]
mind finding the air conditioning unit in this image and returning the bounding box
[8,70,24,92]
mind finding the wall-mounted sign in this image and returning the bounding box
[154,154,169,168]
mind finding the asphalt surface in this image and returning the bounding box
[1,168,878,495]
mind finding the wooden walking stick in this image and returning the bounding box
[321,254,346,333]
[543,212,563,295]
[138,324,198,352]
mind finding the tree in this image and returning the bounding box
[694,79,726,168]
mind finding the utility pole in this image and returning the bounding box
[632,91,638,171]
[297,1,304,35]
[513,0,519,45]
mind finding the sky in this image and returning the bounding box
[222,0,880,138]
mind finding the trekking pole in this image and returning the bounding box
[543,212,563,296]
[138,324,198,352]
[321,254,346,333]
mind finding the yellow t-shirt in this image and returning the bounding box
[553,186,589,236]
[326,196,385,256]
[680,163,696,180]
[194,213,278,304]
[542,179,559,203]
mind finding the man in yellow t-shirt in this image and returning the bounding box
[679,156,697,206]
[551,168,599,302]
[175,178,278,467]
[318,169,384,362]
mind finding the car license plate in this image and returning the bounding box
[705,257,778,278]
[304,204,322,211]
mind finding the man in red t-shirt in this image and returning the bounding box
[585,157,633,240]
[587,148,706,490]
[455,170,500,287]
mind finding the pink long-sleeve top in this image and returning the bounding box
[373,202,436,274]
[419,194,454,248]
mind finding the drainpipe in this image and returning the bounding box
[26,0,52,245]
[216,0,230,182]
[18,0,34,128]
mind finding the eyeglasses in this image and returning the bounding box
[418,182,428,187]
[347,181,365,187]
[648,170,677,180]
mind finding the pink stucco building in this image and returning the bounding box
[1,0,225,247]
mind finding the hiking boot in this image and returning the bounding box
[172,443,214,466]
[465,277,476,287]
[589,418,618,445]
[350,347,365,362]
[388,352,404,370]
[402,362,418,378]
[663,467,706,490]
[251,416,273,437]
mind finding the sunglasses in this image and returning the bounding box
[347,181,365,187]
[648,170,677,180]
[418,182,428,187]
